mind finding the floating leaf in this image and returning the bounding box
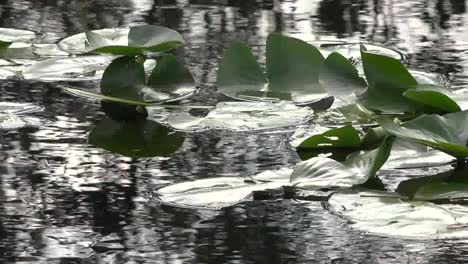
[162,101,314,132]
[156,169,291,209]
[396,166,468,201]
[319,52,366,102]
[327,190,468,239]
[22,56,115,81]
[86,25,184,55]
[379,111,468,158]
[146,54,196,100]
[290,137,394,189]
[100,55,146,101]
[297,125,361,149]
[0,28,35,42]
[89,117,184,158]
[403,84,461,114]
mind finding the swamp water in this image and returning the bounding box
[1,0,468,263]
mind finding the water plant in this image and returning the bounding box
[3,24,468,239]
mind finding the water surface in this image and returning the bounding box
[1,0,468,263]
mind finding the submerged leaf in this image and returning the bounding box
[89,117,184,158]
[327,190,468,239]
[379,110,468,158]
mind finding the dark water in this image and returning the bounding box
[1,0,468,263]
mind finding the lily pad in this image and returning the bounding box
[403,84,461,114]
[360,47,420,113]
[317,42,403,61]
[379,110,468,158]
[22,56,116,81]
[156,168,292,210]
[58,28,129,55]
[161,101,314,132]
[295,125,361,161]
[327,190,468,239]
[319,52,367,103]
[59,25,184,55]
[89,117,184,158]
[290,137,394,189]
[217,33,330,108]
[0,28,36,42]
[145,54,196,102]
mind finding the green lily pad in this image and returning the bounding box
[146,54,196,100]
[58,26,184,55]
[360,46,420,113]
[267,33,326,94]
[89,117,184,158]
[217,41,267,96]
[86,25,184,55]
[296,126,361,161]
[217,33,330,107]
[100,55,146,101]
[319,52,367,102]
[379,110,468,159]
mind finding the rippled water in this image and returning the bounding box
[1,0,468,263]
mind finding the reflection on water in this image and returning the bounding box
[0,0,468,263]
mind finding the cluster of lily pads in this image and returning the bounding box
[3,25,468,239]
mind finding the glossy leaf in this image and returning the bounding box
[403,84,461,114]
[100,55,146,101]
[147,54,195,95]
[360,47,419,113]
[297,126,361,149]
[290,137,394,189]
[296,126,361,161]
[319,52,366,102]
[89,117,184,158]
[379,111,468,158]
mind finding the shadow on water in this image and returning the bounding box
[0,0,468,263]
